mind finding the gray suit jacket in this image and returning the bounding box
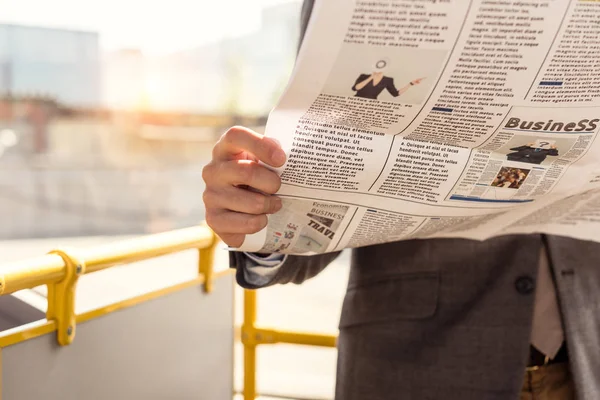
[231,2,600,399]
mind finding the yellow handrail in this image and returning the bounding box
[0,224,218,345]
[0,224,339,399]
[0,225,216,296]
[241,289,338,400]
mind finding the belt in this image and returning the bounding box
[527,342,568,370]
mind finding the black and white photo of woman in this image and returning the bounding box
[352,58,425,100]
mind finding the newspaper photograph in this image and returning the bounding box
[237,0,600,255]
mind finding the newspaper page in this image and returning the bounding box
[238,0,600,255]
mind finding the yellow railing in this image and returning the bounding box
[241,289,338,400]
[0,224,218,346]
[0,224,339,400]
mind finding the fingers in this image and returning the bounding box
[203,186,278,247]
[203,186,282,215]
[218,233,245,248]
[213,126,286,167]
[203,159,282,194]
[204,189,277,247]
[206,210,268,236]
[204,125,286,246]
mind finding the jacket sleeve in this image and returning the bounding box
[230,251,342,289]
[509,145,530,151]
[352,74,370,91]
[386,78,400,97]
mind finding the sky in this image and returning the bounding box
[0,0,294,55]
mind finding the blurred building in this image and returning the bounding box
[0,24,101,108]
[0,2,300,115]
[0,96,58,159]
[0,3,300,239]
[102,49,146,111]
[139,1,302,115]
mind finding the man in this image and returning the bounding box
[507,143,559,165]
[202,1,600,399]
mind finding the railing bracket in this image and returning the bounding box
[46,247,86,346]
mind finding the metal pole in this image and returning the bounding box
[243,289,257,400]
[198,224,218,293]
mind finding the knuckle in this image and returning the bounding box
[205,211,219,230]
[230,125,246,132]
[237,162,256,184]
[202,163,214,183]
[206,161,231,185]
[261,173,281,194]
[211,141,222,159]
[223,126,243,144]
[251,195,268,214]
[202,190,214,208]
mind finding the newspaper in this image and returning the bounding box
[238,0,600,255]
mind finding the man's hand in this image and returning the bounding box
[202,126,286,247]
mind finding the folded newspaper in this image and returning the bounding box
[238,0,600,255]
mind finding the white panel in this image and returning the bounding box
[2,274,234,400]
[0,294,45,331]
